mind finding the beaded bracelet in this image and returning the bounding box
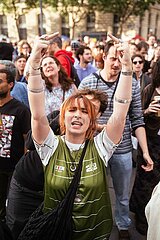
[27,86,44,93]
[115,96,132,104]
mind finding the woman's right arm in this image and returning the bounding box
[28,33,59,144]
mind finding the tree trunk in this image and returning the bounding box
[15,18,21,41]
[117,20,123,38]
[69,18,76,40]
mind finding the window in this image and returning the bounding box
[61,15,69,37]
[139,16,143,35]
[18,15,27,39]
[113,14,120,37]
[148,12,152,35]
[0,15,8,36]
[38,14,46,35]
[86,12,95,32]
[155,14,159,36]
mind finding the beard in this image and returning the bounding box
[0,91,8,99]
[84,59,91,64]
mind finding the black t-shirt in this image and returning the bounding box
[14,150,44,191]
[0,98,31,171]
[13,110,61,191]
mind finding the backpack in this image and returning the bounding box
[62,55,80,87]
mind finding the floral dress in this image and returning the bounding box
[44,85,75,116]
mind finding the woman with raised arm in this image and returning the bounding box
[25,33,138,239]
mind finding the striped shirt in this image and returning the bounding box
[78,71,144,154]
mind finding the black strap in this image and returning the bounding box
[93,71,119,110]
[65,139,89,203]
[92,72,100,89]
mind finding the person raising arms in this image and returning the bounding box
[25,33,141,239]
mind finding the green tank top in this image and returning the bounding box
[43,138,113,240]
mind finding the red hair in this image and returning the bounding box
[60,93,97,139]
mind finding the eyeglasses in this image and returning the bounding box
[133,61,143,65]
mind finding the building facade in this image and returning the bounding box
[0,3,160,43]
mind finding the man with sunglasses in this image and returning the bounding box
[79,38,153,240]
[131,54,151,93]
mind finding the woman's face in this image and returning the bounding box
[15,57,26,72]
[41,57,60,78]
[21,43,30,56]
[95,60,104,70]
[132,57,144,73]
[64,98,91,140]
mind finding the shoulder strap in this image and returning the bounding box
[65,139,89,199]
[92,72,100,79]
[92,72,100,88]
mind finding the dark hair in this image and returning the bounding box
[78,89,108,114]
[14,54,27,63]
[104,40,114,56]
[49,36,62,49]
[0,60,16,78]
[0,68,15,86]
[131,54,145,62]
[14,54,27,82]
[147,34,157,41]
[136,41,149,51]
[75,46,91,61]
[151,60,160,88]
[40,55,74,92]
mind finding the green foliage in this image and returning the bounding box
[89,0,157,16]
[0,0,19,12]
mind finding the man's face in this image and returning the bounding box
[139,47,148,58]
[47,43,57,55]
[148,36,156,46]
[104,46,122,77]
[0,73,10,99]
[81,49,93,64]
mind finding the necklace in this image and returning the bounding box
[69,146,83,172]
[64,137,84,172]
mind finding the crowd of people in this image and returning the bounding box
[0,31,160,240]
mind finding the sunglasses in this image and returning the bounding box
[133,61,143,65]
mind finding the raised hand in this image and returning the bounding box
[107,33,132,69]
[30,32,59,66]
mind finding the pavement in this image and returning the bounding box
[108,166,147,240]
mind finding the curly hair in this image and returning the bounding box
[40,55,74,92]
[78,89,108,114]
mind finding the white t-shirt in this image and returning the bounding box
[145,181,160,240]
[34,128,119,167]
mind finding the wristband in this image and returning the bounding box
[30,64,41,71]
[115,96,132,104]
[121,71,132,76]
[27,86,44,93]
